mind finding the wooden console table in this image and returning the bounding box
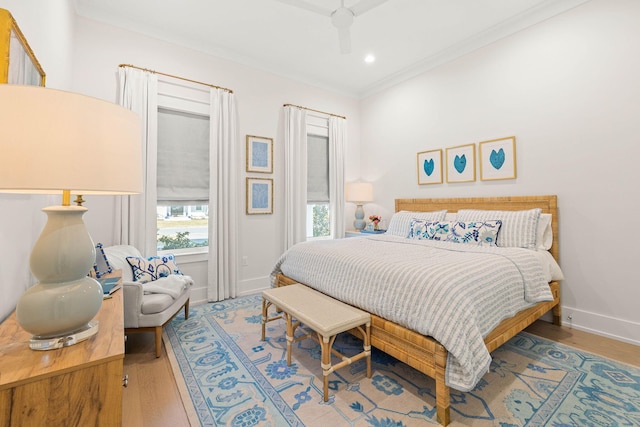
[0,275,125,426]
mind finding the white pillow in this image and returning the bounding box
[536,213,553,251]
[455,208,541,249]
[386,210,447,237]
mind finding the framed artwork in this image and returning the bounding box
[246,177,273,215]
[479,136,517,181]
[92,243,113,278]
[416,149,443,185]
[446,143,476,183]
[246,135,273,173]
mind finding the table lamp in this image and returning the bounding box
[0,85,142,350]
[346,182,373,231]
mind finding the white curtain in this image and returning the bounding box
[116,67,159,255]
[284,106,308,250]
[207,88,239,302]
[329,116,346,238]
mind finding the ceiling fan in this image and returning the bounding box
[275,0,388,54]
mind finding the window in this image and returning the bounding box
[156,106,210,252]
[306,118,331,239]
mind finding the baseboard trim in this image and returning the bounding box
[561,305,640,347]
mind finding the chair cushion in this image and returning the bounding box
[141,293,176,315]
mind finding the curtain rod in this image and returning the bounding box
[119,64,233,93]
[283,103,346,120]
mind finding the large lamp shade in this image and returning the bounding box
[0,85,142,349]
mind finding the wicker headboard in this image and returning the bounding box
[394,195,559,262]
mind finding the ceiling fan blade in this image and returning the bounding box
[338,27,351,54]
[273,0,332,17]
[349,0,387,16]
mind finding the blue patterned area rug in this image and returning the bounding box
[164,294,639,427]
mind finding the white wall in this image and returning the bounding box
[69,17,362,303]
[0,0,76,321]
[360,0,640,345]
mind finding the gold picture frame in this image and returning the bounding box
[246,177,273,215]
[246,135,273,173]
[446,143,476,183]
[417,149,443,185]
[0,8,46,86]
[479,136,517,181]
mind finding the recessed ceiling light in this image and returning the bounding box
[364,54,375,64]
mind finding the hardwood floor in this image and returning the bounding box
[122,320,639,427]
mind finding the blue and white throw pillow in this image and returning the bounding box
[408,219,451,241]
[446,220,502,247]
[126,254,183,283]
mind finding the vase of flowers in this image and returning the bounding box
[369,215,381,231]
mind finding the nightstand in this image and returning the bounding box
[344,230,363,238]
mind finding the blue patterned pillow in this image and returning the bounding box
[126,254,183,283]
[446,220,502,247]
[408,219,451,240]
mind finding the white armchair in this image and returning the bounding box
[103,245,190,357]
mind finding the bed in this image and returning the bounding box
[272,195,561,426]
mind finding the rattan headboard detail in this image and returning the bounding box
[394,195,559,263]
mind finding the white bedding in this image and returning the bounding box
[271,234,559,391]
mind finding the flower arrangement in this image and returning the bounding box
[369,215,381,230]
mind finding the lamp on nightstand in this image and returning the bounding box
[346,182,373,231]
[0,85,142,350]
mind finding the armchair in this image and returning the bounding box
[102,245,190,357]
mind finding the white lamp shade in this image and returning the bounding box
[0,85,142,195]
[346,182,373,203]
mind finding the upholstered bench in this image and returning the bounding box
[261,284,371,402]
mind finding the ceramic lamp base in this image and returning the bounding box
[16,205,103,349]
[354,203,366,231]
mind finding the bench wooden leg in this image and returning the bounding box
[320,334,332,402]
[365,323,371,379]
[261,297,268,341]
[285,312,293,366]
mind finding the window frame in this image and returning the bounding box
[156,80,211,256]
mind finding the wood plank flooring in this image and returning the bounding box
[122,319,639,427]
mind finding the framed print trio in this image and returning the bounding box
[246,135,273,173]
[417,136,516,184]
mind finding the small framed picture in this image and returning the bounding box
[246,177,273,215]
[246,135,273,173]
[417,149,443,185]
[446,143,476,183]
[479,136,517,181]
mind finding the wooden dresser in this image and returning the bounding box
[0,280,125,426]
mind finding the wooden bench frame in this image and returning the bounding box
[261,284,372,402]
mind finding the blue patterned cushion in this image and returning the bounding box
[126,254,183,283]
[446,220,502,247]
[408,219,451,240]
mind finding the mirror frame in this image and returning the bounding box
[0,8,46,86]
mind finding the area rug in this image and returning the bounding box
[164,294,640,426]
